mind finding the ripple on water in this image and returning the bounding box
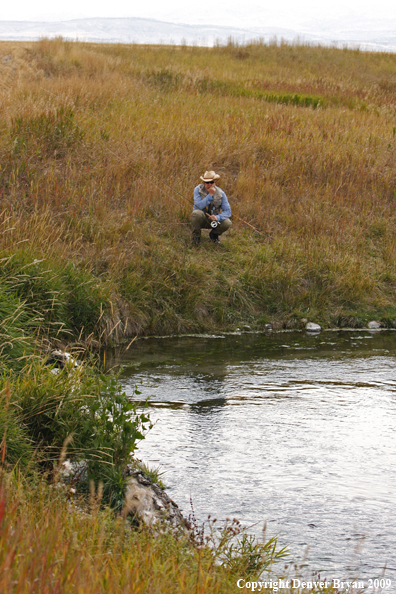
[105,331,396,581]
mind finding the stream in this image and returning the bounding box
[104,330,396,586]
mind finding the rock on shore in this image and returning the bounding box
[368,321,381,329]
[123,467,186,530]
[306,322,321,332]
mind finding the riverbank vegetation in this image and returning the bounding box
[4,473,359,594]
[2,38,396,339]
[0,38,389,592]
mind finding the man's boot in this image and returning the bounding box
[209,230,220,244]
[192,231,201,246]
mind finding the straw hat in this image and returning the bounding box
[200,170,220,182]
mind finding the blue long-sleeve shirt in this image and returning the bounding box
[192,185,232,222]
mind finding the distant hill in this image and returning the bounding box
[0,16,395,51]
[0,18,305,46]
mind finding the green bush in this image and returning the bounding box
[145,69,182,91]
[197,77,325,108]
[1,364,150,507]
[77,377,151,509]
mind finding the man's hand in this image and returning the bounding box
[207,186,216,196]
[206,214,218,222]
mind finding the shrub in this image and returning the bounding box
[2,365,150,507]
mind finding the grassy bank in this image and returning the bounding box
[1,38,396,341]
[0,37,383,592]
[4,473,361,594]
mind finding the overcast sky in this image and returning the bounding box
[1,0,396,28]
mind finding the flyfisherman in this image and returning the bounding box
[191,171,232,246]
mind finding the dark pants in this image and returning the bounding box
[191,210,232,238]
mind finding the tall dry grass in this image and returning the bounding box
[0,475,355,594]
[2,38,396,339]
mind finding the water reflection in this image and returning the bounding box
[103,331,396,580]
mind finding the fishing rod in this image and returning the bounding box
[38,86,267,237]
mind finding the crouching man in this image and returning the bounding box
[191,170,232,246]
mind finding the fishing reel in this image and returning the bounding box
[210,220,219,228]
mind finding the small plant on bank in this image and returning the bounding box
[221,530,288,577]
[0,384,33,467]
[132,458,166,488]
[188,505,288,581]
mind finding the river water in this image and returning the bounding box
[104,330,396,585]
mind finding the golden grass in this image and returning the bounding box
[0,475,357,594]
[2,38,396,339]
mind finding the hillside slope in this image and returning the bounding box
[1,38,396,342]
